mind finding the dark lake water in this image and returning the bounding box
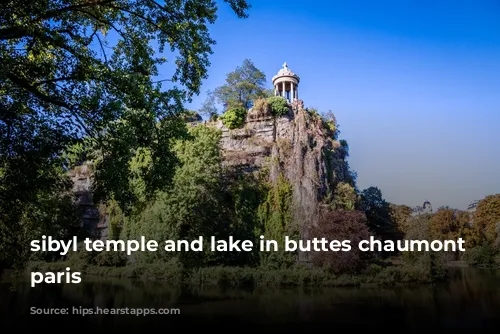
[1,267,500,332]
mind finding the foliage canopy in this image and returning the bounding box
[0,0,250,272]
[213,58,266,109]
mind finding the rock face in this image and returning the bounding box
[69,163,107,239]
[212,99,352,263]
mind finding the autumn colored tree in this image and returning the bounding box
[389,203,413,234]
[431,208,458,240]
[430,208,476,258]
[474,194,500,246]
[310,209,372,274]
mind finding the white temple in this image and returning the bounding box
[272,62,300,103]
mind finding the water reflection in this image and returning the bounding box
[1,268,500,331]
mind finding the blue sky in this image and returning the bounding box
[179,0,500,210]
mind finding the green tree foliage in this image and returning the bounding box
[320,110,338,139]
[0,144,82,274]
[213,59,267,109]
[90,109,187,212]
[0,168,80,272]
[257,174,296,268]
[99,200,123,240]
[180,110,203,122]
[120,125,224,265]
[258,174,294,241]
[403,213,444,280]
[0,0,250,272]
[339,139,349,159]
[330,182,357,211]
[267,96,289,116]
[221,107,247,129]
[120,124,266,267]
[223,170,267,266]
[361,186,399,243]
[464,241,498,267]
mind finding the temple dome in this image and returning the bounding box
[272,62,300,83]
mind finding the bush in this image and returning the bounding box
[267,96,289,116]
[253,98,269,113]
[180,110,202,122]
[221,107,247,129]
[464,242,498,267]
[209,112,218,121]
[66,244,98,269]
[93,251,128,267]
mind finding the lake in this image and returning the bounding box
[1,267,500,332]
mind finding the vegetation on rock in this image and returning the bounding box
[267,96,289,116]
[221,107,248,129]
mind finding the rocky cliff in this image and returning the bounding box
[209,99,353,262]
[69,163,104,238]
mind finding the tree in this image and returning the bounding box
[389,203,413,234]
[310,209,372,274]
[1,0,250,200]
[199,90,219,120]
[360,186,399,242]
[213,59,266,109]
[430,208,475,257]
[430,208,456,239]
[474,194,500,246]
[403,213,445,280]
[120,125,226,266]
[330,182,356,211]
[1,0,250,144]
[0,0,250,273]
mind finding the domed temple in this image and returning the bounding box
[272,62,300,103]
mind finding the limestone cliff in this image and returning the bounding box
[68,163,104,238]
[210,99,353,262]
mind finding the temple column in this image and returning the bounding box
[282,82,285,98]
[291,82,294,101]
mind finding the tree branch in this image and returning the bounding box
[5,71,90,136]
[107,5,167,34]
[39,0,116,21]
[96,33,109,63]
[33,77,78,87]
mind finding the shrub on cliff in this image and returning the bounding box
[267,96,289,116]
[221,107,247,129]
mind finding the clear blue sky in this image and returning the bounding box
[181,0,500,210]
